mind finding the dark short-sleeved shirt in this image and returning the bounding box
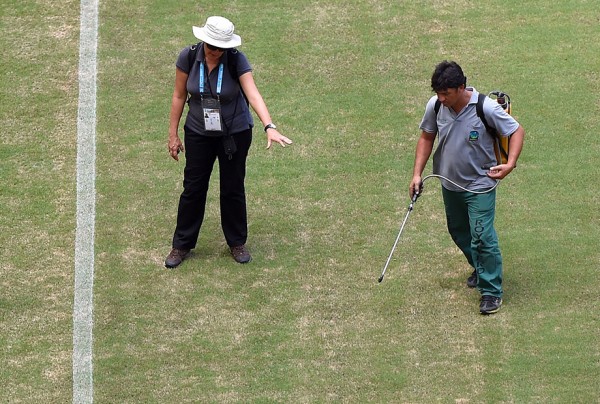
[176,44,253,136]
[419,87,520,192]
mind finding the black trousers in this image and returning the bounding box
[172,129,252,249]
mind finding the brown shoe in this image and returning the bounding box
[165,248,190,268]
[230,244,251,264]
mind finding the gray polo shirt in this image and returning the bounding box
[176,45,253,136]
[419,87,519,192]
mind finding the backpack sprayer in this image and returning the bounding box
[487,91,512,165]
[377,90,512,283]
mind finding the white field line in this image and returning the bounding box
[73,0,99,402]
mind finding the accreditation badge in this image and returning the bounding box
[202,97,223,132]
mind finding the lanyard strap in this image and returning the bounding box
[199,62,224,95]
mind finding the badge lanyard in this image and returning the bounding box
[199,62,224,97]
[199,62,225,132]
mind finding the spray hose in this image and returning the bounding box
[418,174,499,195]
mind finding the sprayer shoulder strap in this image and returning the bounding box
[434,94,497,138]
[475,93,497,138]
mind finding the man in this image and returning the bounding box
[410,61,525,314]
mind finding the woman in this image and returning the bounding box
[165,16,292,268]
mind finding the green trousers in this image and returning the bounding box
[441,188,503,297]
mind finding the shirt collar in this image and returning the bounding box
[466,87,479,105]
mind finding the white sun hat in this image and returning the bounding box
[192,16,242,49]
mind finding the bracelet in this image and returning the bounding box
[264,123,277,132]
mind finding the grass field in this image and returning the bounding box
[2,0,599,402]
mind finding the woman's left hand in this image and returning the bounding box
[266,129,293,149]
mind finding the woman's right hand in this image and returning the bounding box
[168,136,184,161]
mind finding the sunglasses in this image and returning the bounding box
[206,43,225,52]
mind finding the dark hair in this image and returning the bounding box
[431,60,467,92]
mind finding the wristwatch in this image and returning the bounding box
[264,123,277,132]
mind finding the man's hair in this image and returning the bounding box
[431,60,467,92]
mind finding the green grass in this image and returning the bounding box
[1,0,599,402]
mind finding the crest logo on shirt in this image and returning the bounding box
[469,131,479,141]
